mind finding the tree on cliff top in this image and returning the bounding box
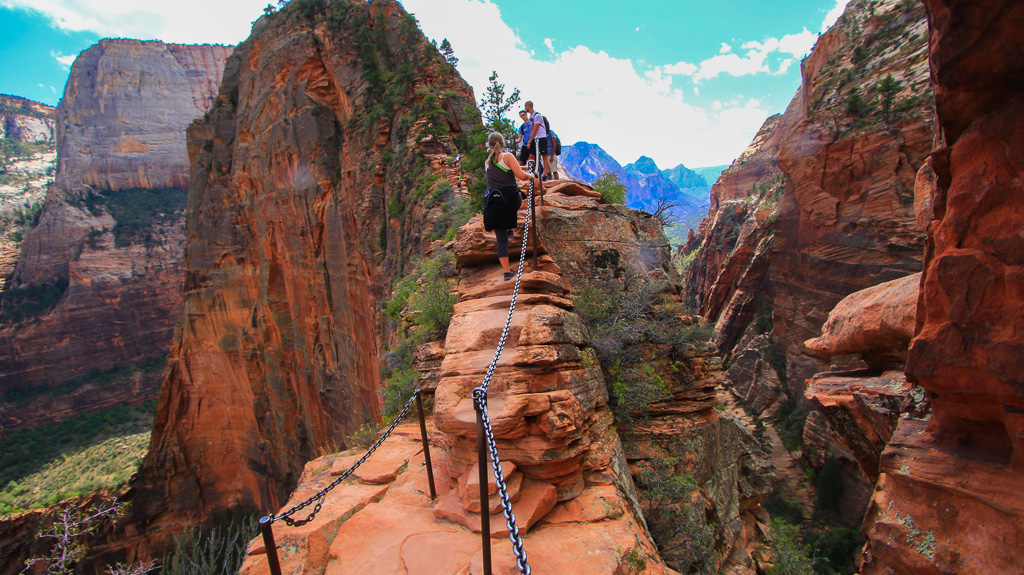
[593,172,627,204]
[439,38,458,67]
[479,71,520,144]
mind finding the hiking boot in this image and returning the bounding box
[503,271,514,281]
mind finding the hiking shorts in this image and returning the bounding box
[519,144,531,164]
[531,137,548,157]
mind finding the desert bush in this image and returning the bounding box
[346,423,382,450]
[609,362,670,424]
[767,518,815,575]
[158,511,258,575]
[635,455,718,574]
[23,499,155,575]
[406,250,456,341]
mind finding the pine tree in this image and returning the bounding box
[876,73,901,124]
[439,38,458,67]
[479,71,520,144]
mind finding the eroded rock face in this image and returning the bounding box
[861,0,1024,571]
[107,0,477,562]
[0,41,231,428]
[684,0,935,401]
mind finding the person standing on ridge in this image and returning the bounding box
[547,130,561,180]
[524,101,549,179]
[516,110,532,166]
[482,132,534,281]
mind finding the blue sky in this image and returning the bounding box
[0,0,850,168]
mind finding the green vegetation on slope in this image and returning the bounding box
[0,401,156,517]
[80,187,187,247]
[0,357,166,406]
[0,277,67,325]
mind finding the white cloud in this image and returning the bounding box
[663,61,698,76]
[402,0,764,167]
[822,0,852,33]
[544,38,554,53]
[50,50,76,68]
[0,0,265,44]
[662,28,816,83]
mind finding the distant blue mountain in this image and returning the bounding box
[560,142,713,239]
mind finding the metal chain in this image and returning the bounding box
[469,176,536,574]
[270,393,418,526]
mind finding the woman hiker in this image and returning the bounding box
[482,131,535,281]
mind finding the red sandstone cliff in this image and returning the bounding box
[99,0,478,562]
[0,40,231,429]
[859,1,1024,571]
[684,0,935,399]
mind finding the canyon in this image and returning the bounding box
[1,0,1022,572]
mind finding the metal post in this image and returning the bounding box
[259,516,283,575]
[531,139,540,270]
[415,390,436,500]
[474,392,492,575]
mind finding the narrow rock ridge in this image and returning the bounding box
[240,181,678,574]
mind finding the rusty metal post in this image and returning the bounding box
[531,138,541,270]
[259,516,283,575]
[475,393,492,575]
[415,390,436,500]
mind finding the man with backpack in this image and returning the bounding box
[524,101,550,180]
[548,130,561,180]
[515,110,532,166]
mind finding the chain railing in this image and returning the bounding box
[470,172,537,575]
[258,389,435,575]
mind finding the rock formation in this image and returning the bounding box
[860,0,1024,572]
[0,96,55,290]
[0,40,231,430]
[684,0,935,398]
[240,179,769,573]
[94,0,478,563]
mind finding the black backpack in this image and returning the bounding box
[542,114,550,134]
[552,133,561,156]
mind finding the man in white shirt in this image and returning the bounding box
[524,101,550,179]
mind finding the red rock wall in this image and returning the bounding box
[0,41,231,427]
[109,0,478,561]
[685,0,936,399]
[862,1,1024,571]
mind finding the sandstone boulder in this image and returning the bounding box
[804,273,921,368]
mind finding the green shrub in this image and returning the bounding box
[815,457,845,518]
[767,518,815,575]
[158,511,258,575]
[0,278,68,325]
[764,488,806,525]
[593,172,627,204]
[609,362,669,424]
[80,188,186,247]
[346,423,382,450]
[406,250,456,340]
[635,455,718,573]
[772,399,807,452]
[380,367,418,419]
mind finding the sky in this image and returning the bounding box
[0,0,851,169]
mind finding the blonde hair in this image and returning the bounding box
[485,131,506,169]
